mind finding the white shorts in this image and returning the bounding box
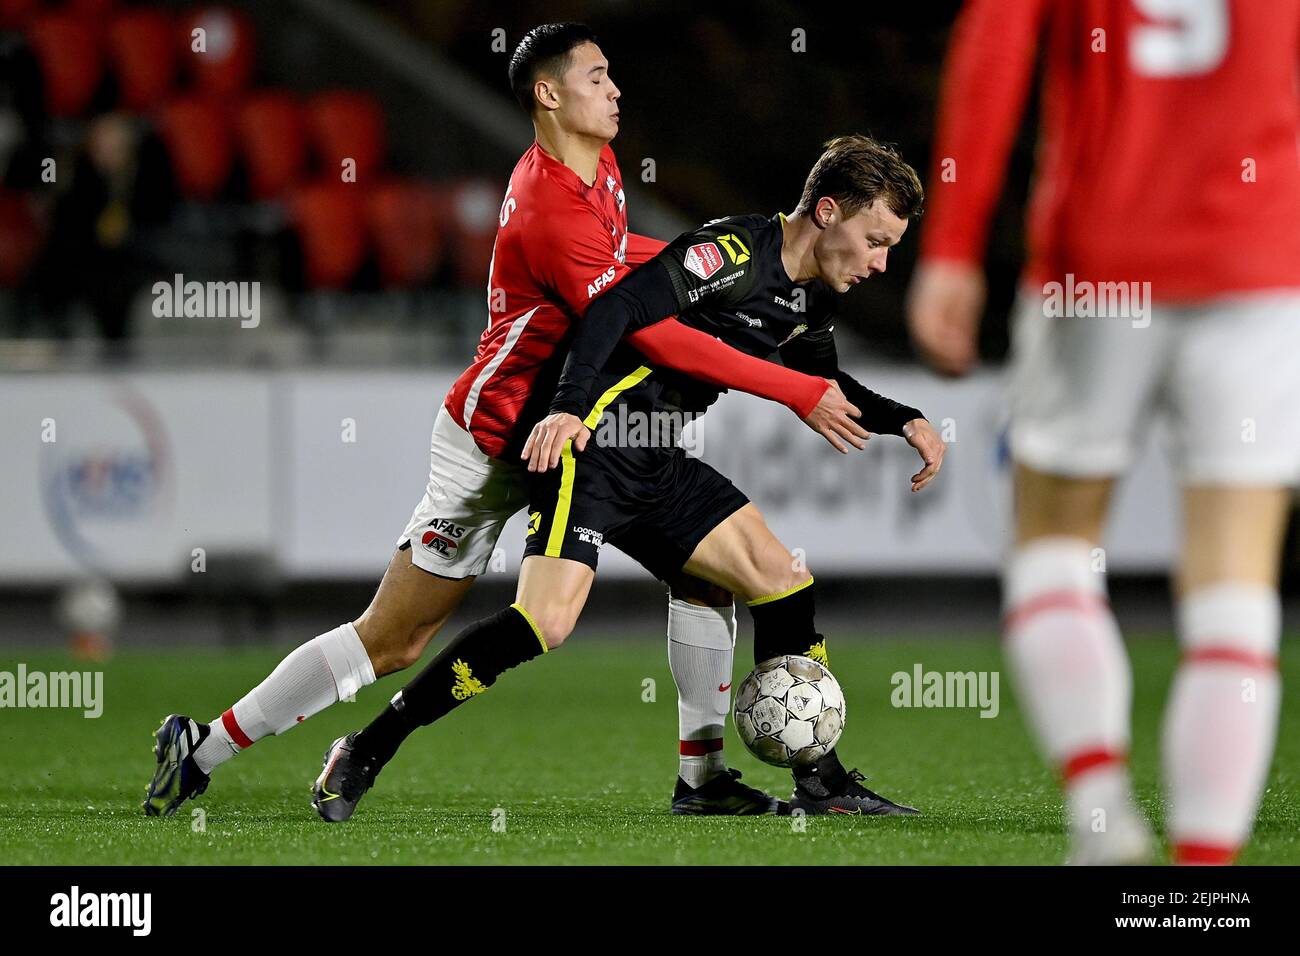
[397,406,529,578]
[1009,289,1300,485]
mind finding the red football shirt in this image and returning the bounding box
[444,142,663,457]
[922,0,1300,301]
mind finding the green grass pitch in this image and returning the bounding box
[1,634,1296,865]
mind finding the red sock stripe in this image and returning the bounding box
[679,738,724,757]
[1174,842,1237,866]
[221,708,254,750]
[1061,747,1125,783]
[1004,589,1109,632]
[1184,646,1278,670]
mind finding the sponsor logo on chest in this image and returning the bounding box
[683,242,725,280]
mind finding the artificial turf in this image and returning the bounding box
[1,635,1296,865]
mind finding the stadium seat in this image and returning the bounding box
[0,0,41,32]
[107,8,176,112]
[25,12,105,117]
[179,6,254,97]
[438,179,500,288]
[157,95,234,201]
[236,90,308,201]
[0,189,44,287]
[307,90,385,184]
[290,182,367,289]
[366,178,444,288]
[67,0,121,21]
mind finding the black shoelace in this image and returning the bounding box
[845,769,886,800]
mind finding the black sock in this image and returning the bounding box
[748,581,844,788]
[747,579,828,667]
[354,603,547,771]
[794,748,849,790]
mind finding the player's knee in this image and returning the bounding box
[357,619,443,677]
[521,605,578,650]
[750,542,808,599]
[390,625,439,671]
[772,565,812,598]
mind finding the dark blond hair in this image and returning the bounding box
[795,134,924,220]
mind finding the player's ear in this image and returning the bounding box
[815,197,838,229]
[534,77,560,112]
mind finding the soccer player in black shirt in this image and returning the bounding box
[314,135,944,820]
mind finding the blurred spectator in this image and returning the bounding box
[32,113,172,341]
[0,30,45,188]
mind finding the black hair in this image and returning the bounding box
[507,23,599,113]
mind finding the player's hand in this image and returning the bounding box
[803,379,871,454]
[906,259,986,378]
[902,418,944,492]
[522,412,590,472]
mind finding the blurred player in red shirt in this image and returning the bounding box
[145,23,860,818]
[909,0,1300,864]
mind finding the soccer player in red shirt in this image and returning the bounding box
[144,23,862,817]
[908,0,1300,864]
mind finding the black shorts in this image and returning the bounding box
[523,428,749,582]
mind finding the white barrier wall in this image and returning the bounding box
[1,367,1178,582]
[1,373,275,583]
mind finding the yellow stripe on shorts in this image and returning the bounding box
[545,439,577,558]
[544,366,653,558]
[582,365,653,429]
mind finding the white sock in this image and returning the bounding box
[1164,583,1281,864]
[1003,537,1136,833]
[668,597,736,788]
[193,623,376,774]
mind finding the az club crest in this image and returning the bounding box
[421,518,468,558]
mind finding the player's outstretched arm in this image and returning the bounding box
[521,316,866,471]
[780,329,944,490]
[632,321,875,454]
[528,253,865,470]
[547,219,807,422]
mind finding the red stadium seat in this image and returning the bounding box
[179,6,254,97]
[290,182,367,289]
[366,179,444,288]
[107,8,176,112]
[26,12,105,118]
[0,0,41,32]
[67,0,120,20]
[236,90,308,201]
[438,179,501,288]
[307,90,385,184]
[0,189,44,287]
[157,95,234,201]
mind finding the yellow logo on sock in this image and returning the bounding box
[450,660,487,700]
[806,640,829,667]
